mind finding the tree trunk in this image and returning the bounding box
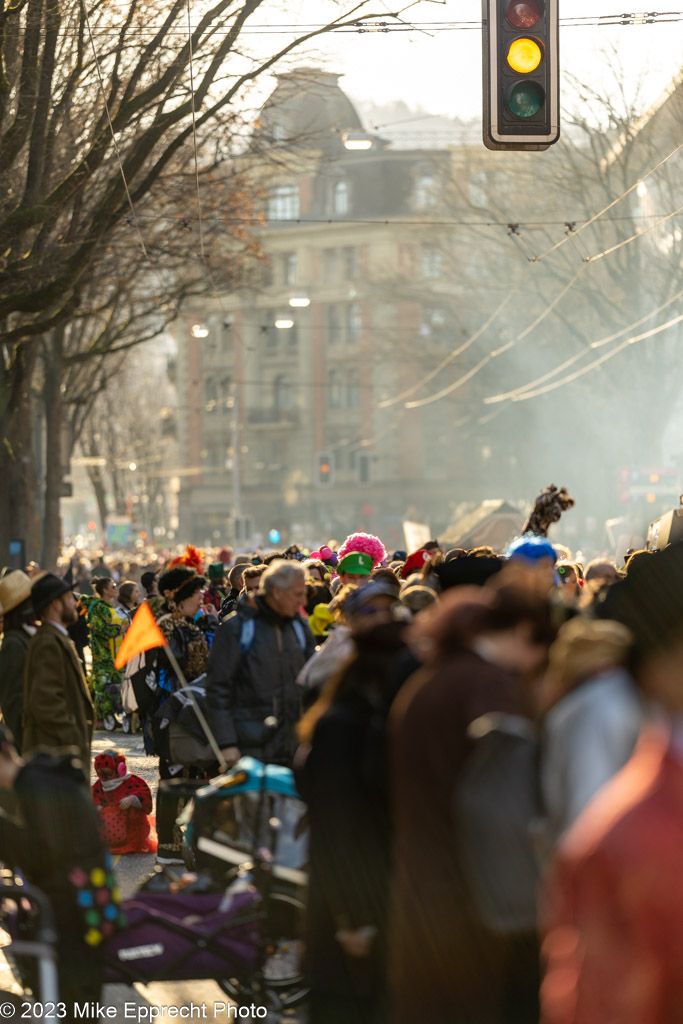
[0,342,39,564]
[41,329,65,569]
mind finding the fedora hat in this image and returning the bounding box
[0,570,32,615]
[31,572,72,614]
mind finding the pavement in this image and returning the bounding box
[0,728,305,1023]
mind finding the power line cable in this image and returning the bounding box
[501,310,683,402]
[403,264,586,409]
[377,264,535,408]
[483,285,683,403]
[530,141,683,262]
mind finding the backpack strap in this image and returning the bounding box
[291,618,307,652]
[239,617,255,654]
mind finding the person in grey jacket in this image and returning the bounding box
[206,560,314,768]
[540,616,644,854]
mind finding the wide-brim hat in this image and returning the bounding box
[337,551,373,577]
[0,570,32,615]
[31,572,72,613]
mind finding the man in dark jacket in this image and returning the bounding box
[207,560,314,767]
[23,573,94,768]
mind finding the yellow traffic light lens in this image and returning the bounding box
[507,37,542,74]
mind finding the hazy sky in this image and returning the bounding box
[253,1,683,126]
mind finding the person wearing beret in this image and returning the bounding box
[22,573,94,769]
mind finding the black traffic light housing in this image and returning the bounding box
[483,0,559,151]
[316,451,334,487]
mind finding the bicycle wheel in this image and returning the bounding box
[122,714,132,734]
[218,891,308,1016]
[102,714,117,732]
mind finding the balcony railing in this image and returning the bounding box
[246,407,300,426]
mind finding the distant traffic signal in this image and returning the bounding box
[316,452,334,488]
[483,0,559,151]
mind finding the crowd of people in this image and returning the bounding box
[1,496,683,1023]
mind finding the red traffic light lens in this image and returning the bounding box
[506,1,542,29]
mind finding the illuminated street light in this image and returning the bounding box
[342,130,373,151]
[191,323,209,338]
[129,462,137,471]
[288,293,311,308]
[274,317,294,329]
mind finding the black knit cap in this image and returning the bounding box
[157,566,205,606]
[432,555,504,591]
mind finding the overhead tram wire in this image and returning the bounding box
[530,142,683,263]
[483,286,683,404]
[373,137,683,409]
[498,311,683,403]
[402,265,586,410]
[377,264,535,409]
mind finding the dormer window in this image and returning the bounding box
[415,173,438,211]
[333,180,349,215]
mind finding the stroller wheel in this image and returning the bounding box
[103,714,117,732]
[218,892,308,1016]
[122,714,132,734]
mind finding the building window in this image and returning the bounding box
[325,305,341,345]
[274,375,293,412]
[420,305,449,344]
[420,245,442,279]
[342,247,359,280]
[347,302,362,342]
[347,370,361,407]
[356,451,372,484]
[328,370,343,408]
[281,252,297,285]
[415,173,438,210]
[267,184,299,220]
[333,180,349,215]
[322,248,338,284]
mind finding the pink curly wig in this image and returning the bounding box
[337,532,387,569]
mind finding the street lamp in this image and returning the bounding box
[274,316,294,329]
[342,130,373,151]
[288,293,311,308]
[191,323,209,338]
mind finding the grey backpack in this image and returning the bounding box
[454,713,540,934]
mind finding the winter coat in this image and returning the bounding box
[540,666,644,853]
[388,647,529,1024]
[206,595,314,765]
[295,620,408,1007]
[0,626,32,749]
[541,727,683,1024]
[22,622,94,767]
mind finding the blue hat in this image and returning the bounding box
[506,534,557,565]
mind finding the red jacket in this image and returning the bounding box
[541,727,683,1024]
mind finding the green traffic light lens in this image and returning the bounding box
[506,81,545,118]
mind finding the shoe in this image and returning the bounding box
[156,855,184,866]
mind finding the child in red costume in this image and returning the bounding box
[92,749,157,855]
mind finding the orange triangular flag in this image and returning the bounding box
[114,601,166,669]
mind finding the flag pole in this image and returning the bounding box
[163,645,227,775]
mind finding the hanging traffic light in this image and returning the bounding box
[316,452,334,488]
[482,0,559,151]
